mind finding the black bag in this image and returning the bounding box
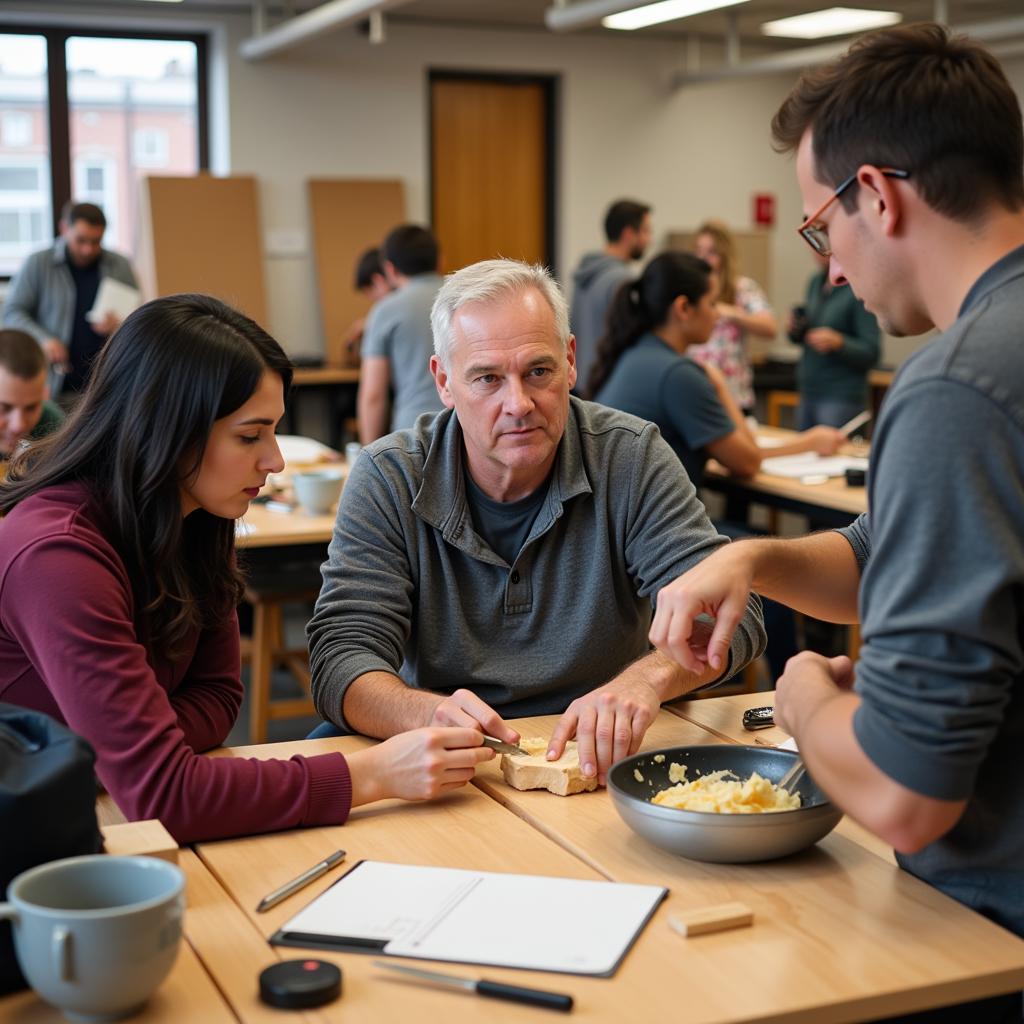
[0,703,103,994]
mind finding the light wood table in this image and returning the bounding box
[236,502,336,550]
[703,427,868,526]
[26,706,1024,1022]
[471,711,1024,1022]
[0,856,238,1023]
[189,736,716,1023]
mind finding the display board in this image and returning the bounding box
[307,179,405,367]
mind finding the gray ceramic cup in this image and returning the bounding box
[292,469,344,515]
[0,855,185,1022]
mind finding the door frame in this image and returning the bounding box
[427,69,559,273]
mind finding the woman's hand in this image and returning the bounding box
[349,728,496,806]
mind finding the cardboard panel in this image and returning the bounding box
[307,179,405,367]
[140,175,268,327]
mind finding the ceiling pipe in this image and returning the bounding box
[670,13,1024,86]
[240,0,415,60]
[546,0,667,31]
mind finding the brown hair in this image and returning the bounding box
[695,219,737,305]
[772,22,1024,221]
[0,329,46,380]
[60,201,107,229]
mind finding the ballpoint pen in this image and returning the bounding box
[373,960,574,1012]
[256,849,346,913]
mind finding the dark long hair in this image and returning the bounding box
[587,251,712,398]
[0,294,293,661]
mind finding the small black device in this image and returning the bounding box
[787,305,809,345]
[845,467,867,487]
[259,959,342,1009]
[742,706,775,730]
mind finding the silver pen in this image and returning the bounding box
[255,849,346,913]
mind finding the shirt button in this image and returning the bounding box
[510,570,521,584]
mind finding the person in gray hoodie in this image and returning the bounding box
[570,199,651,394]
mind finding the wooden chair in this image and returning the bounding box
[240,577,320,744]
[766,389,800,431]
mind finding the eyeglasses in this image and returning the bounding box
[798,168,910,257]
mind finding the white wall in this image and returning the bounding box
[18,4,1017,369]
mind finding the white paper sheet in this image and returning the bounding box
[759,453,869,479]
[86,277,141,323]
[277,861,665,976]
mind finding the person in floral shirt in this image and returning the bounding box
[688,220,777,412]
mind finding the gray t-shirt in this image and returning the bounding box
[837,243,1024,938]
[464,468,549,567]
[594,332,735,487]
[570,252,631,393]
[308,397,765,726]
[361,273,444,431]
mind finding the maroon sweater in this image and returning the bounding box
[0,482,352,842]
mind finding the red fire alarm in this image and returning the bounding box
[753,193,775,227]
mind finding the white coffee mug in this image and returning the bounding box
[0,855,185,1022]
[292,469,344,515]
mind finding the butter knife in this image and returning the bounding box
[481,734,530,757]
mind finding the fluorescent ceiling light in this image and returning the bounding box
[761,7,901,39]
[603,0,749,32]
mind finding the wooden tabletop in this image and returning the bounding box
[703,427,868,520]
[236,501,336,549]
[13,702,1024,1022]
[292,366,361,386]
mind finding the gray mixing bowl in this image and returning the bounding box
[608,744,842,863]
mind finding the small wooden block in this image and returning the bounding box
[669,902,754,938]
[100,820,179,864]
[500,738,598,797]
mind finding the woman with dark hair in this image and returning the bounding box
[590,252,843,488]
[0,294,493,843]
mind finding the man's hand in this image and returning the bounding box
[41,338,69,366]
[649,544,754,675]
[805,327,843,353]
[774,653,854,738]
[428,688,519,744]
[547,676,662,786]
[92,311,122,337]
[352,727,496,805]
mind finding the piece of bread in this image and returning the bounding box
[500,737,598,797]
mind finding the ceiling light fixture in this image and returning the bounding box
[603,0,749,32]
[761,7,901,39]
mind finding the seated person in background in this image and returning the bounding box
[340,247,393,362]
[0,328,64,461]
[357,224,444,443]
[590,251,844,487]
[307,259,766,785]
[3,201,138,397]
[790,252,881,430]
[0,294,495,844]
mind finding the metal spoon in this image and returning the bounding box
[777,757,806,795]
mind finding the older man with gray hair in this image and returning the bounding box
[307,258,765,784]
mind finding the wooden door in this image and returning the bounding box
[430,74,554,273]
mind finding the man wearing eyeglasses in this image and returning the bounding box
[650,22,1024,972]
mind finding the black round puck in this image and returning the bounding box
[259,959,342,1009]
